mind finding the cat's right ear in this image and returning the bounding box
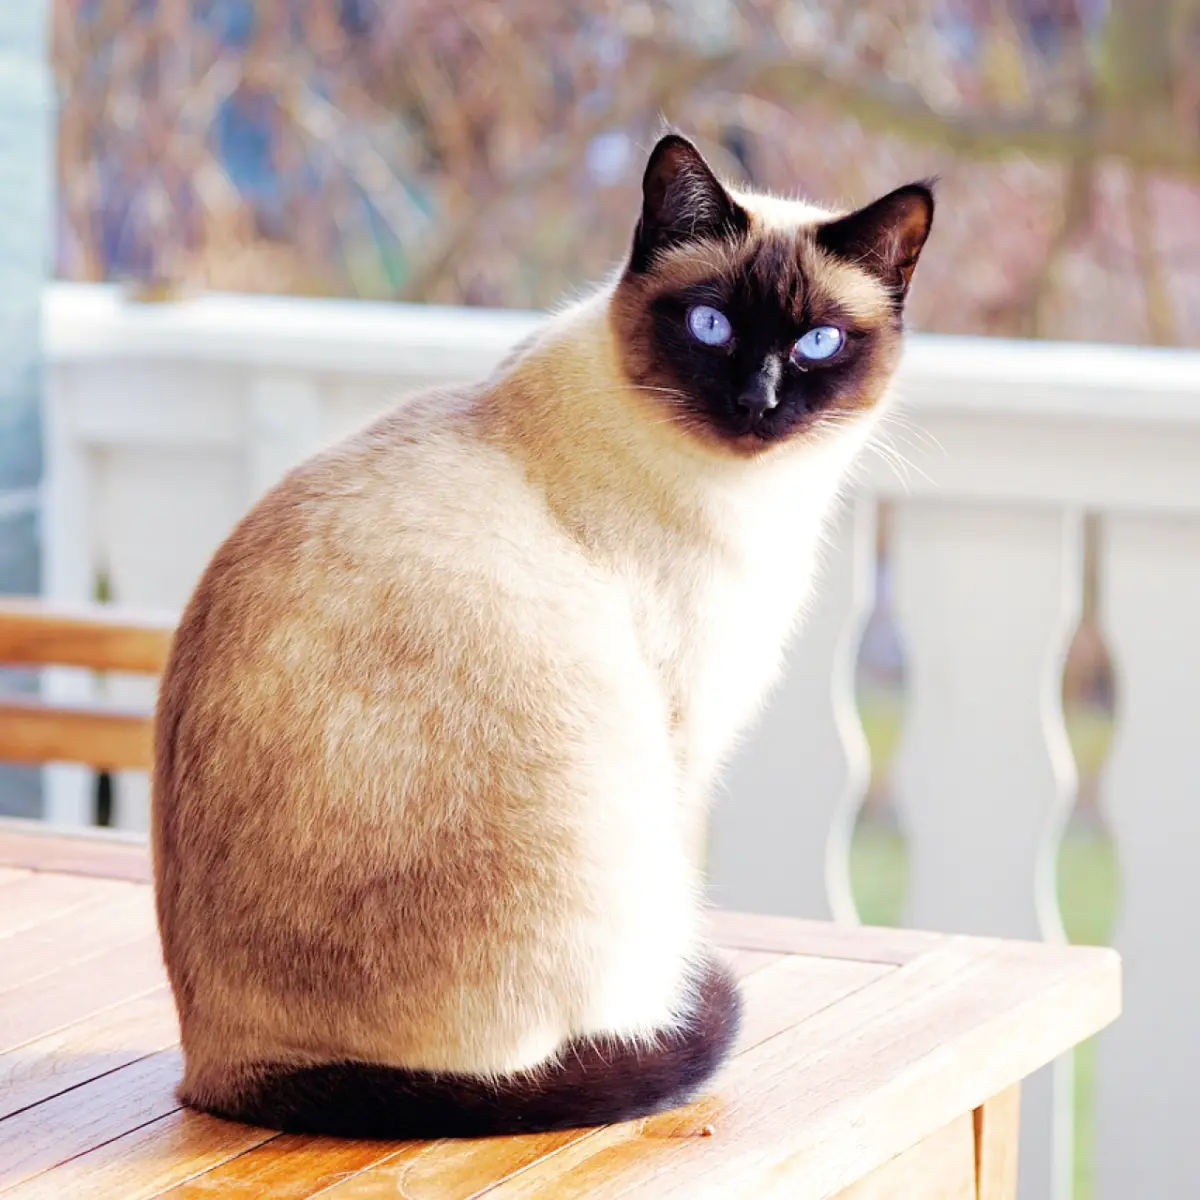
[629,134,749,273]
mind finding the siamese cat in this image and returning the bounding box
[152,133,933,1137]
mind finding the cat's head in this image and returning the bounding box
[610,134,933,456]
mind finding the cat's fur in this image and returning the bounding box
[152,134,932,1136]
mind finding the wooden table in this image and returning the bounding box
[0,824,1119,1199]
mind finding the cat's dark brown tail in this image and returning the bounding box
[195,956,740,1138]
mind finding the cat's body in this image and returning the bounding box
[153,136,932,1136]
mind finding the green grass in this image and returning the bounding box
[848,819,907,928]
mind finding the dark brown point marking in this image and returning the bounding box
[611,135,934,454]
[187,955,741,1138]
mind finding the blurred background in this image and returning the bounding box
[50,0,1200,336]
[2,3,1199,1198]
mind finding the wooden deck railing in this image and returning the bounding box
[21,280,1200,1198]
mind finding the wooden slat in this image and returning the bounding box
[0,697,153,770]
[317,1130,600,1200]
[0,1049,183,1191]
[0,873,131,939]
[0,600,174,674]
[472,938,1118,1199]
[836,1112,976,1199]
[0,988,177,1119]
[736,956,891,1053]
[5,1111,268,1199]
[0,822,152,882]
[0,887,155,993]
[708,909,941,966]
[975,1085,1020,1200]
[720,948,782,980]
[155,1135,422,1200]
[0,933,167,1052]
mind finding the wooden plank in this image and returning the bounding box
[708,909,941,966]
[0,822,152,882]
[720,948,782,980]
[0,599,174,674]
[836,1112,976,1199]
[155,1134,423,1200]
[0,697,153,771]
[473,938,1119,1199]
[975,1085,1020,1200]
[0,933,167,1052]
[4,1111,271,1200]
[318,1130,597,1200]
[0,887,155,993]
[0,872,131,939]
[0,988,177,1118]
[735,954,892,1055]
[0,1049,183,1191]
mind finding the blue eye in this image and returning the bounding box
[793,326,844,362]
[687,305,733,347]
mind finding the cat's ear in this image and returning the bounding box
[629,134,749,273]
[816,182,935,299]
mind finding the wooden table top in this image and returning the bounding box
[0,822,1120,1200]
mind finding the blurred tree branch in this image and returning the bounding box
[51,0,1200,344]
[746,62,1197,184]
[396,46,744,301]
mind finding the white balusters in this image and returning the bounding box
[891,500,1083,1200]
[708,498,876,920]
[1095,515,1200,1200]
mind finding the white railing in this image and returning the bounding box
[40,281,1200,1199]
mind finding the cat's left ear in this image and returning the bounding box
[630,134,749,273]
[816,182,935,299]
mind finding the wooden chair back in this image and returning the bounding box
[0,600,174,770]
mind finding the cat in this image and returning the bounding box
[152,133,933,1138]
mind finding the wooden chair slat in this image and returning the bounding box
[0,599,174,674]
[0,697,153,771]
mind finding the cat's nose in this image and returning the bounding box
[736,374,777,422]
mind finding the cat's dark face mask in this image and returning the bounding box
[610,134,933,455]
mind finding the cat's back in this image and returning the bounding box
[177,380,587,649]
[152,378,623,848]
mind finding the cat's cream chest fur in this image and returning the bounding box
[485,291,875,811]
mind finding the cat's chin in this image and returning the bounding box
[683,410,846,459]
